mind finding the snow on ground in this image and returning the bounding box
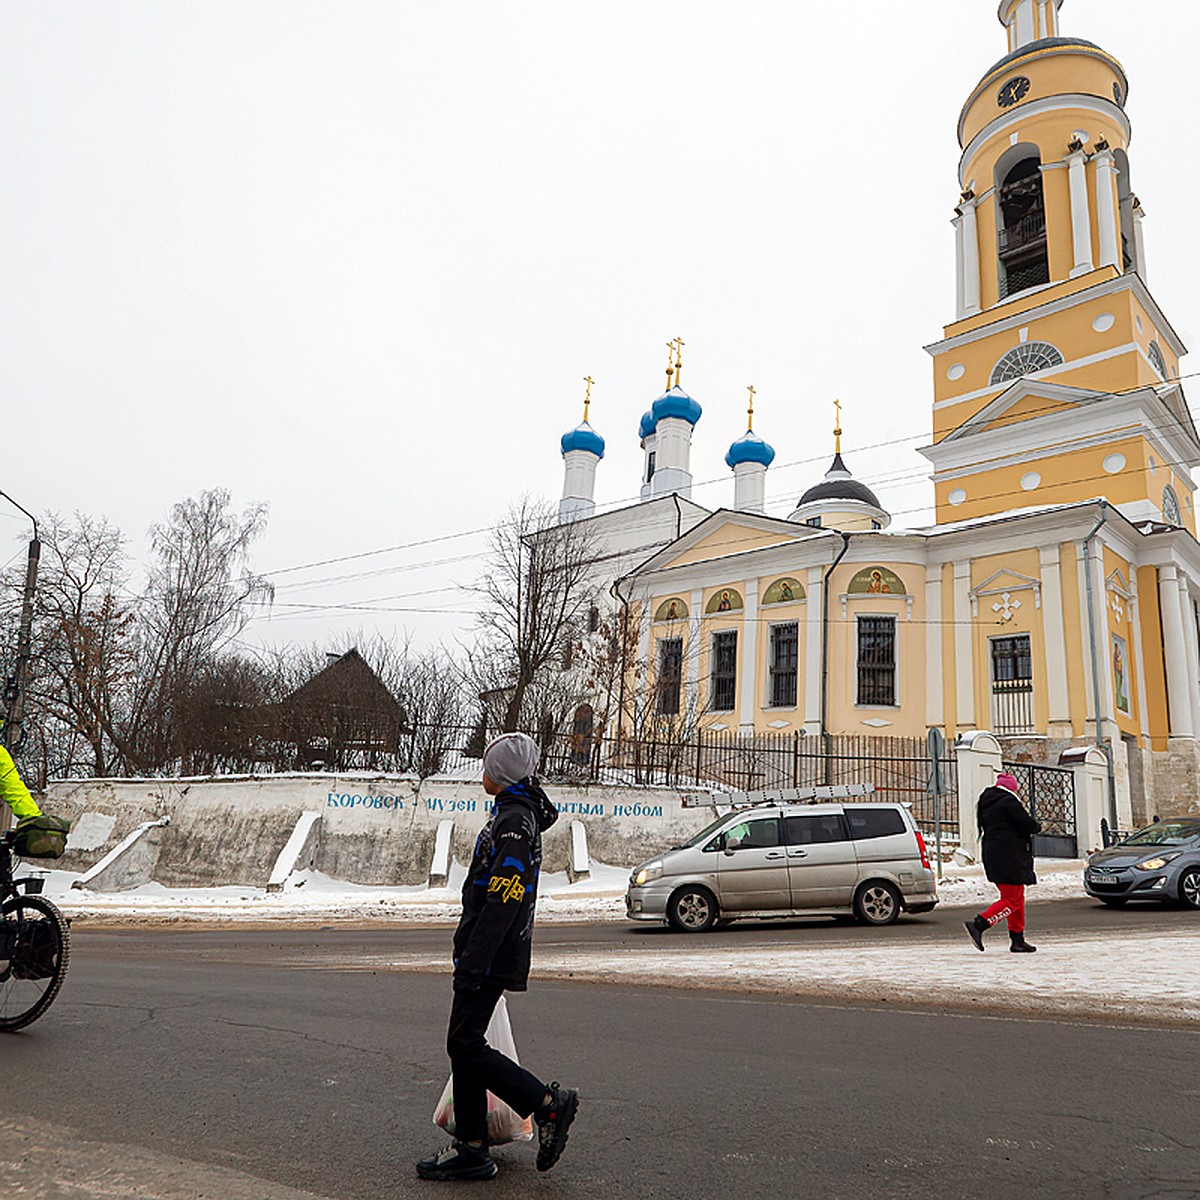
[23,857,1198,1026]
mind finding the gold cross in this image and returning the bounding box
[582,375,594,422]
[834,397,843,454]
[747,385,756,431]
[665,341,675,388]
[673,337,685,387]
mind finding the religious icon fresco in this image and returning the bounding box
[1112,633,1130,715]
[762,577,804,605]
[705,588,744,614]
[654,597,688,621]
[847,566,907,595]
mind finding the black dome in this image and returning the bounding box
[797,453,882,509]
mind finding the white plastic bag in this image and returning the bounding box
[432,994,534,1145]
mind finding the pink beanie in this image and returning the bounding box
[995,772,1020,793]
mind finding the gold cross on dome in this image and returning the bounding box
[834,397,843,454]
[582,375,594,423]
[673,337,685,387]
[665,341,675,387]
[747,385,756,431]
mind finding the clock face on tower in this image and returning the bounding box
[997,76,1032,107]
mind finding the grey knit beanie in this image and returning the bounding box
[482,732,539,788]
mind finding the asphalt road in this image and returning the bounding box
[0,907,1196,1200]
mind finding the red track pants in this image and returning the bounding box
[980,883,1026,933]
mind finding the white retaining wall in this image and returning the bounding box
[43,774,718,890]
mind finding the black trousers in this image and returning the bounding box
[447,981,546,1144]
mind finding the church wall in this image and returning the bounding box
[1136,565,1170,751]
[1058,540,1090,738]
[667,525,789,568]
[1102,545,1141,739]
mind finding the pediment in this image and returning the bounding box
[942,379,1099,443]
[968,567,1042,619]
[626,508,815,577]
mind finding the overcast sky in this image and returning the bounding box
[2,1,1197,657]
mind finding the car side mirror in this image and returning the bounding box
[724,835,743,854]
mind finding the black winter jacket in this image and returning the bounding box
[977,785,1041,885]
[453,778,559,991]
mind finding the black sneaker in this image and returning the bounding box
[535,1083,579,1172]
[415,1140,497,1181]
[963,916,987,952]
[1009,932,1037,953]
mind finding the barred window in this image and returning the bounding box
[657,637,682,715]
[1148,340,1167,379]
[856,616,896,706]
[711,630,738,712]
[769,622,798,707]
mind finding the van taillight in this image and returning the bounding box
[914,830,931,871]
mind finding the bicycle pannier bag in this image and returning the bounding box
[11,918,58,980]
[13,815,70,859]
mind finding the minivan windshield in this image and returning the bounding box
[1120,820,1200,847]
[673,815,732,850]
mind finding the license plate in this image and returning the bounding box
[1090,873,1120,885]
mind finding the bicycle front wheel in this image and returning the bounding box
[0,894,71,1031]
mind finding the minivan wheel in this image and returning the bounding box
[854,881,901,926]
[1178,868,1200,909]
[667,886,718,933]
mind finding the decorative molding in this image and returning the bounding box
[840,593,915,621]
[970,568,1042,618]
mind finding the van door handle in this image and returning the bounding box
[788,849,807,858]
[764,851,785,860]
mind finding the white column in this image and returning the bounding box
[1075,543,1096,724]
[953,214,966,320]
[1158,566,1195,739]
[732,462,766,514]
[925,563,944,729]
[953,562,976,730]
[1039,545,1072,734]
[1067,149,1095,278]
[1133,205,1148,282]
[739,581,759,733]
[1177,578,1200,741]
[1093,151,1120,270]
[804,567,823,735]
[1088,544,1118,735]
[959,200,981,316]
[559,450,598,522]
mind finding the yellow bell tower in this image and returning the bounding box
[922,1,1199,534]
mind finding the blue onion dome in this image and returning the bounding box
[650,384,702,427]
[725,429,775,469]
[560,422,605,458]
[638,409,657,440]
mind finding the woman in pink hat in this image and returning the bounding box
[964,772,1042,953]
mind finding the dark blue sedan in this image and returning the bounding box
[1084,819,1200,908]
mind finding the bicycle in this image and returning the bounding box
[0,829,70,1031]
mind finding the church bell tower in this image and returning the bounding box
[921,1,1199,534]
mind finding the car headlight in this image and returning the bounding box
[1135,853,1180,871]
[632,861,663,887]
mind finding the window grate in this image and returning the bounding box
[856,616,896,706]
[711,630,738,712]
[769,623,798,707]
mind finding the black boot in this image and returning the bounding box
[963,914,987,951]
[1009,930,1037,953]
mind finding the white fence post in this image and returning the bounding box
[954,731,1003,862]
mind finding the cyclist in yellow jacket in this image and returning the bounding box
[0,744,41,821]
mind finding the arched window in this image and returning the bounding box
[1162,486,1182,526]
[1148,341,1167,379]
[995,150,1049,299]
[990,341,1064,385]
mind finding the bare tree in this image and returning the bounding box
[123,488,272,772]
[3,513,137,782]
[472,498,601,733]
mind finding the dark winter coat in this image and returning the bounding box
[452,778,559,992]
[977,785,1042,885]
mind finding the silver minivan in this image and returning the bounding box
[625,802,938,931]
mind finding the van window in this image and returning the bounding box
[846,808,906,840]
[723,818,782,850]
[784,814,847,845]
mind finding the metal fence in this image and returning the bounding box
[1002,760,1077,857]
[449,725,961,839]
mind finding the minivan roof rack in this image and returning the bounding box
[715,782,876,809]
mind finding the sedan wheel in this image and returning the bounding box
[854,881,901,926]
[667,886,718,933]
[1179,868,1200,909]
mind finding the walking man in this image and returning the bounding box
[417,732,580,1181]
